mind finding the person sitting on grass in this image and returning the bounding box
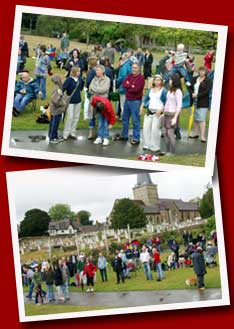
[83,257,97,293]
[56,49,69,69]
[13,71,39,117]
[91,95,116,146]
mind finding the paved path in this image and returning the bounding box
[10,129,206,160]
[24,288,221,308]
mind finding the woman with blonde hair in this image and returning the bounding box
[141,75,167,153]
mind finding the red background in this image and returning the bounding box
[0,0,233,327]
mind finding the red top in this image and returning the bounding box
[204,53,214,70]
[122,73,145,101]
[91,95,116,125]
[83,262,97,277]
[153,252,161,264]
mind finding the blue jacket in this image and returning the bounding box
[14,78,39,99]
[192,251,206,275]
[117,60,132,94]
[63,76,84,104]
[143,87,167,108]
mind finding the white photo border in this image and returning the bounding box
[6,164,230,322]
[1,5,228,174]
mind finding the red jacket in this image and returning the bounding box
[83,262,97,278]
[91,96,116,125]
[153,252,161,264]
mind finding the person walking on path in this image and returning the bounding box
[54,262,65,302]
[120,63,145,145]
[98,253,108,282]
[59,258,70,300]
[62,66,84,140]
[43,263,56,302]
[33,266,46,305]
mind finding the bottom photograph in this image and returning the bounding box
[6,166,229,322]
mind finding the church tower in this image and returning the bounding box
[133,173,159,205]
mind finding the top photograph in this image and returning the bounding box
[1,5,227,172]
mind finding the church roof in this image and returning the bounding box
[174,200,199,211]
[48,219,80,231]
[135,173,154,187]
[143,205,161,214]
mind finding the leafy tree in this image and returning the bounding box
[110,198,147,229]
[205,215,216,238]
[48,204,77,221]
[199,186,214,219]
[19,209,50,237]
[77,210,93,226]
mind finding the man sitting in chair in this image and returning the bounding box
[13,71,39,117]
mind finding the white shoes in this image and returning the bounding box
[93,137,103,144]
[103,138,110,146]
[86,288,90,293]
[94,138,110,146]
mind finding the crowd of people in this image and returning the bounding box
[21,230,218,305]
[14,33,215,155]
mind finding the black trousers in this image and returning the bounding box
[197,274,205,288]
[87,275,94,287]
[116,270,125,283]
[100,268,108,282]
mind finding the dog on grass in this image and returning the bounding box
[185,277,197,287]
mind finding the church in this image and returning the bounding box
[110,173,200,227]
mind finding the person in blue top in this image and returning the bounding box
[116,52,132,118]
[13,71,39,116]
[97,253,108,282]
[140,75,167,153]
[62,66,84,140]
[35,45,50,100]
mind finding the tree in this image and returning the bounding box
[48,204,77,221]
[199,186,214,219]
[205,215,216,238]
[19,209,50,237]
[110,198,147,229]
[77,210,93,226]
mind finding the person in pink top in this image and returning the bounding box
[163,74,183,155]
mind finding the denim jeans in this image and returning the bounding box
[155,262,165,280]
[14,93,32,112]
[35,76,46,100]
[48,114,62,141]
[121,99,141,141]
[143,262,152,280]
[97,113,109,139]
[46,284,55,301]
[99,268,108,282]
[89,117,96,129]
[61,280,69,299]
[27,281,34,298]
[164,65,190,83]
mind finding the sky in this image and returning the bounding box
[7,166,212,223]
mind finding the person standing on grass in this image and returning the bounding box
[103,42,115,65]
[192,246,206,290]
[33,266,46,305]
[60,32,70,52]
[54,262,65,302]
[35,45,50,100]
[88,65,111,140]
[141,74,167,153]
[48,75,66,144]
[43,263,56,302]
[112,252,125,284]
[189,66,212,143]
[140,245,152,280]
[59,258,70,300]
[153,248,165,281]
[62,66,84,140]
[83,257,97,292]
[98,253,108,282]
[65,48,84,77]
[143,49,154,80]
[204,50,215,71]
[120,63,145,145]
[23,265,35,300]
[162,74,183,155]
[91,96,116,146]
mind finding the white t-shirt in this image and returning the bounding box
[194,78,201,96]
[148,88,164,112]
[140,251,150,263]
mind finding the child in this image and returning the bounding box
[163,74,183,155]
[164,44,191,87]
[167,252,176,270]
[83,257,97,293]
[48,75,66,143]
[91,95,116,146]
[62,66,84,140]
[33,266,46,305]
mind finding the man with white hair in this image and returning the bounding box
[164,43,191,86]
[13,71,39,116]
